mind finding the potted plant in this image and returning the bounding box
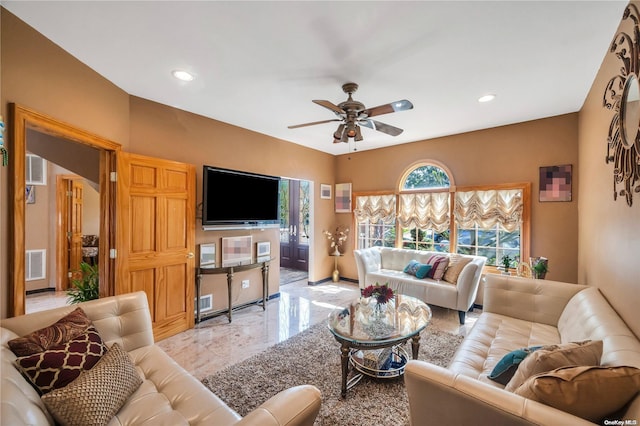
[500,254,514,275]
[531,257,549,279]
[66,261,99,304]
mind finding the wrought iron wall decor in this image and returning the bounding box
[603,4,640,206]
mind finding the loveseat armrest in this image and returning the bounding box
[483,274,588,327]
[236,385,321,426]
[404,361,593,426]
[353,248,382,289]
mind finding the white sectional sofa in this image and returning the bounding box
[405,274,640,425]
[1,291,321,426]
[353,247,486,324]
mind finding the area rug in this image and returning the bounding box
[202,321,464,425]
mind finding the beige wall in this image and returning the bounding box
[335,114,580,283]
[128,97,337,311]
[0,9,130,317]
[578,1,640,337]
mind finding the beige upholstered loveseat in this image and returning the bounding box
[405,275,640,425]
[1,291,321,425]
[354,247,486,324]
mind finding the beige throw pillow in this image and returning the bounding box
[42,343,142,426]
[505,340,603,392]
[514,365,640,422]
[443,255,472,284]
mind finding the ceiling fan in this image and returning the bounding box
[288,83,413,143]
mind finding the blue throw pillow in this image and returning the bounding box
[488,346,542,385]
[403,260,432,279]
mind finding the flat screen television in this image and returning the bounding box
[202,166,280,229]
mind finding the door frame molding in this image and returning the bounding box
[9,104,121,317]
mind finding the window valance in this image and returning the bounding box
[454,189,523,232]
[354,194,396,224]
[397,192,450,232]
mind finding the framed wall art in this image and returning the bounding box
[256,241,271,262]
[539,164,572,202]
[320,184,332,200]
[222,235,252,267]
[199,243,216,268]
[335,183,352,213]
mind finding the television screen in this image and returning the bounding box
[202,166,280,228]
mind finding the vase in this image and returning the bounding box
[374,300,387,317]
[333,246,341,256]
[332,269,339,282]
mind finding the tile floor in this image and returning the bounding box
[25,277,480,381]
[158,278,479,380]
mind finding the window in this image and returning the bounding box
[353,160,530,269]
[457,224,521,267]
[354,194,396,249]
[401,163,451,191]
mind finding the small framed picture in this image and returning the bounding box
[320,184,332,200]
[199,243,216,268]
[335,183,352,213]
[25,185,36,204]
[256,241,271,262]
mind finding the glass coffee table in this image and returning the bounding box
[327,294,432,397]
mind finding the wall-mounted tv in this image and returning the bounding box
[202,166,280,230]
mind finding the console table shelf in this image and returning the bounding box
[195,259,272,323]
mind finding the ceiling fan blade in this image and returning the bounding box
[313,100,345,115]
[364,99,413,118]
[360,119,404,136]
[288,119,341,129]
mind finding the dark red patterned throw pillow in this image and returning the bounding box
[15,326,106,394]
[8,307,92,357]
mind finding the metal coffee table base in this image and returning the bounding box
[338,333,421,398]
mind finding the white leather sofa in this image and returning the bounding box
[405,275,640,425]
[1,291,321,426]
[353,247,486,324]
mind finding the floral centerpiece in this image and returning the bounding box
[361,283,394,305]
[323,226,349,255]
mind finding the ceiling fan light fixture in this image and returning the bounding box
[346,122,357,138]
[478,93,496,103]
[355,125,363,141]
[172,69,195,82]
[333,124,345,140]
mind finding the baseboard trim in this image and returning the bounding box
[307,276,358,286]
[26,288,56,295]
[197,293,281,323]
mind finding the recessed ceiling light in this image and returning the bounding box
[478,94,496,103]
[172,70,194,82]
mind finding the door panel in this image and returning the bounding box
[116,152,195,341]
[279,179,309,271]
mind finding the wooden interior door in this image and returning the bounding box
[69,179,84,281]
[116,152,196,341]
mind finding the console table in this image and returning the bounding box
[195,259,272,323]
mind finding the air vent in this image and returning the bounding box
[195,294,213,314]
[26,249,46,281]
[26,154,47,185]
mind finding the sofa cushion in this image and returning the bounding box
[513,365,640,422]
[505,340,603,392]
[403,260,432,279]
[16,325,107,394]
[443,255,472,284]
[8,307,91,357]
[426,255,449,280]
[487,345,542,385]
[42,342,142,426]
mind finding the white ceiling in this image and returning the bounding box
[3,1,627,155]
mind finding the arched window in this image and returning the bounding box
[401,163,452,191]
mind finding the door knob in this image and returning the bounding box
[187,252,195,259]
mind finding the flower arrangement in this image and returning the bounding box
[361,283,394,305]
[323,226,349,255]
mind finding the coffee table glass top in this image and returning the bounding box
[327,294,432,345]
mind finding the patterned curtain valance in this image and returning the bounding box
[354,194,396,224]
[397,192,450,232]
[454,189,523,232]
